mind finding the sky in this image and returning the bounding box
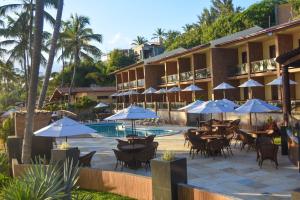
[1,0,259,72]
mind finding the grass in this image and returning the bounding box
[75,190,135,200]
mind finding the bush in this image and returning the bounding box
[0,117,15,149]
[0,173,11,189]
[0,153,9,175]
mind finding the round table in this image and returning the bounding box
[118,144,146,153]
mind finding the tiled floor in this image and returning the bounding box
[65,125,300,200]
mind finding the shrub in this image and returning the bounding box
[0,117,14,147]
[0,173,11,188]
[162,151,175,161]
[0,153,9,175]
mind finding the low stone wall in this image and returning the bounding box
[14,111,51,138]
[12,162,235,200]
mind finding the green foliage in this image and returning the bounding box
[106,49,136,72]
[289,0,300,19]
[0,153,9,175]
[74,190,134,200]
[0,173,11,189]
[1,158,79,200]
[164,0,289,51]
[73,96,97,110]
[0,117,14,145]
[162,151,175,161]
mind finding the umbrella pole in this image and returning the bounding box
[193,91,196,101]
[66,136,67,143]
[255,113,258,131]
[223,90,226,99]
[249,113,252,130]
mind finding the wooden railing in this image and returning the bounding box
[229,63,249,76]
[195,68,211,79]
[137,79,145,87]
[180,71,193,82]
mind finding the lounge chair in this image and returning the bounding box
[79,151,96,167]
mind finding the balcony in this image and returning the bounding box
[180,71,193,82]
[161,76,166,84]
[195,68,211,80]
[123,82,129,89]
[128,80,137,88]
[117,83,123,90]
[251,58,277,73]
[167,74,179,83]
[229,63,249,76]
[137,79,145,87]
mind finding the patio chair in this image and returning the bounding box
[134,146,156,171]
[188,136,207,159]
[116,139,130,146]
[152,141,159,157]
[206,139,225,159]
[222,134,234,156]
[257,144,279,169]
[235,129,256,151]
[112,149,134,170]
[79,151,96,167]
[145,135,156,144]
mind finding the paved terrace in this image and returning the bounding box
[65,125,300,200]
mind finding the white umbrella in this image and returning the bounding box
[142,87,157,102]
[178,100,204,111]
[155,88,168,102]
[239,79,263,99]
[214,82,235,98]
[34,117,96,142]
[1,108,18,118]
[95,102,109,108]
[104,105,158,135]
[110,92,119,97]
[167,87,181,102]
[189,100,235,114]
[216,98,239,109]
[124,90,139,103]
[182,84,202,91]
[266,76,297,86]
[182,84,203,101]
[235,99,280,130]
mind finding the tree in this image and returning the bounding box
[152,28,166,44]
[106,49,136,72]
[22,0,45,164]
[131,36,148,45]
[60,14,102,104]
[38,0,64,109]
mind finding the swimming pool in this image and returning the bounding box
[87,122,176,137]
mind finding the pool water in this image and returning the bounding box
[87,122,175,137]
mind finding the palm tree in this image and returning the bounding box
[152,28,166,44]
[38,0,64,109]
[60,14,102,104]
[22,0,45,164]
[131,36,148,46]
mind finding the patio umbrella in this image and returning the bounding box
[215,98,239,120]
[95,102,109,109]
[155,88,168,102]
[266,76,297,86]
[189,100,235,126]
[110,92,119,97]
[182,84,203,101]
[239,79,263,99]
[235,99,280,130]
[104,105,158,135]
[178,100,204,111]
[142,87,157,102]
[1,108,18,118]
[213,82,235,98]
[124,90,139,104]
[167,87,181,102]
[34,117,96,142]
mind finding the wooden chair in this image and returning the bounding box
[79,151,96,167]
[134,146,155,171]
[188,136,207,159]
[206,139,226,159]
[257,144,279,168]
[145,135,156,144]
[235,129,256,151]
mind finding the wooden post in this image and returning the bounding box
[282,66,291,126]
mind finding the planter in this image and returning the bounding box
[51,147,79,165]
[151,157,187,200]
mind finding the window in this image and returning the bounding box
[269,45,276,58]
[241,52,247,64]
[97,96,109,100]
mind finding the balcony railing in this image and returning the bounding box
[123,82,129,89]
[180,71,193,82]
[251,58,277,73]
[128,80,137,88]
[229,63,249,76]
[137,79,144,87]
[117,83,123,90]
[195,68,211,80]
[167,74,179,83]
[161,76,166,84]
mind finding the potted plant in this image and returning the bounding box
[151,151,187,200]
[51,142,79,165]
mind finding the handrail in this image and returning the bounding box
[195,68,211,79]
[229,63,249,76]
[251,58,276,73]
[180,71,193,81]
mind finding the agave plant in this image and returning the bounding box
[2,158,80,200]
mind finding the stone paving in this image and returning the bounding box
[65,125,300,200]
